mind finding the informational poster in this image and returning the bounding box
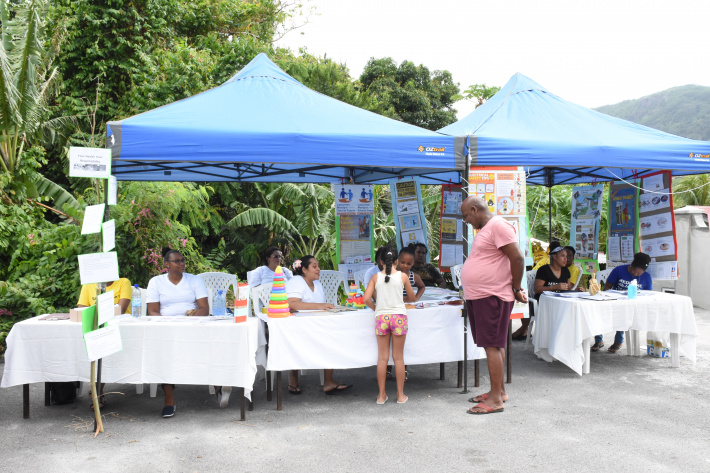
[337,214,372,263]
[331,184,374,215]
[468,166,529,319]
[438,185,464,271]
[638,171,678,280]
[570,184,604,272]
[607,181,639,267]
[390,177,428,255]
[69,147,111,179]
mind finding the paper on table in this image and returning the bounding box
[78,251,119,285]
[81,204,105,234]
[97,290,114,326]
[84,325,123,361]
[440,244,457,267]
[102,219,115,252]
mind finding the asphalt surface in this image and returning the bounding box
[1,308,709,473]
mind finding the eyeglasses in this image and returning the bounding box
[168,259,186,264]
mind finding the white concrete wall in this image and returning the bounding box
[655,207,710,309]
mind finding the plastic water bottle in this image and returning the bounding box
[131,284,141,317]
[627,279,638,300]
[213,290,226,316]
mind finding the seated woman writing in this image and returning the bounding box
[145,248,213,418]
[251,246,293,286]
[512,243,579,340]
[285,255,352,396]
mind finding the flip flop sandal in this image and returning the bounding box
[325,383,353,395]
[467,402,504,415]
[607,343,622,353]
[288,384,302,395]
[591,342,604,352]
[468,393,507,403]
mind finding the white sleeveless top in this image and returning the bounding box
[374,271,407,317]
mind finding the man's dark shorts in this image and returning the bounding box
[466,296,514,348]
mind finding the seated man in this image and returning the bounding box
[77,278,132,314]
[592,252,653,354]
[564,246,581,289]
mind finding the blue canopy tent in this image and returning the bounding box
[106,53,466,184]
[439,73,710,187]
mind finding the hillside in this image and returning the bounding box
[595,85,710,141]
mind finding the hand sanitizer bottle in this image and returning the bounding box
[627,279,637,300]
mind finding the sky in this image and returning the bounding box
[275,0,710,119]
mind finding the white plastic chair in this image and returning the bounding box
[450,264,463,289]
[525,270,537,346]
[571,264,583,290]
[198,272,239,314]
[246,269,257,286]
[596,268,612,289]
[318,270,348,305]
[353,267,373,290]
[251,283,273,316]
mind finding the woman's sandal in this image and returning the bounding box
[607,343,622,354]
[591,341,604,352]
[287,384,302,395]
[89,394,107,410]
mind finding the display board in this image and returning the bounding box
[438,185,464,271]
[390,177,428,254]
[607,181,639,267]
[332,183,374,278]
[570,184,604,273]
[468,166,529,319]
[638,171,678,280]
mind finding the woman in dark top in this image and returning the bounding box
[512,243,571,340]
[533,245,571,300]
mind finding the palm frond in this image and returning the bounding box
[33,172,79,211]
[226,207,299,235]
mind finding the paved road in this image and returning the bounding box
[2,309,709,472]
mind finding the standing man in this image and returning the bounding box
[460,196,527,415]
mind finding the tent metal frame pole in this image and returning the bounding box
[548,186,552,244]
[460,145,472,394]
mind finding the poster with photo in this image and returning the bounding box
[607,181,639,266]
[390,177,428,257]
[638,171,678,279]
[337,214,372,264]
[438,185,464,272]
[570,184,603,261]
[468,167,529,318]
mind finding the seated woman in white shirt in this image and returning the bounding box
[250,246,293,286]
[285,255,352,396]
[145,248,210,418]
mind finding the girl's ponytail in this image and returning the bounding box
[384,248,395,283]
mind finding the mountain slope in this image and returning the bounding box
[595,85,710,141]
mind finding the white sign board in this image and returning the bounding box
[69,147,111,179]
[331,184,374,215]
[78,251,120,285]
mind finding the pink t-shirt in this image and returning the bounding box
[461,216,518,302]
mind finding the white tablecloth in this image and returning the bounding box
[1,316,266,400]
[533,292,698,375]
[260,305,485,371]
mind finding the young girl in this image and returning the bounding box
[364,248,416,404]
[396,246,426,302]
